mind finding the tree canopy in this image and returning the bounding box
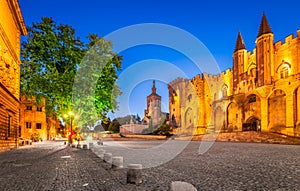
[21,17,122,128]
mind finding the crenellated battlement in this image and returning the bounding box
[274,30,300,50]
[222,68,232,76]
[201,68,232,82]
[191,74,204,83]
[169,77,190,86]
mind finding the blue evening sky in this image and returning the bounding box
[19,0,300,119]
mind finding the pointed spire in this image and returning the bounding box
[257,13,273,37]
[152,80,156,94]
[234,31,246,52]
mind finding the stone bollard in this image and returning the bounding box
[95,149,106,159]
[82,144,88,149]
[170,181,197,191]
[103,153,112,163]
[89,142,93,149]
[112,156,123,170]
[127,164,142,185]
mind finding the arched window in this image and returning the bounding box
[280,66,289,79]
[250,68,256,78]
[276,61,291,79]
[187,94,192,102]
[222,85,228,98]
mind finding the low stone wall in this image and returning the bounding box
[190,131,300,145]
[101,134,166,141]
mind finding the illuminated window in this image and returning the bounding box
[36,123,42,129]
[249,95,256,103]
[280,67,289,79]
[188,94,192,102]
[222,85,228,98]
[26,122,32,129]
[250,68,256,77]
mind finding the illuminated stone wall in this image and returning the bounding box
[20,97,48,141]
[0,0,27,150]
[169,15,300,137]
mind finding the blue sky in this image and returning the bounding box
[19,0,300,119]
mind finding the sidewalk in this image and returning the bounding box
[0,142,130,191]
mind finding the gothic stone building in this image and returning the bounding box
[0,0,27,150]
[169,14,300,137]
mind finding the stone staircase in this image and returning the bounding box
[192,131,300,145]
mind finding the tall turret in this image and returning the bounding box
[145,80,161,126]
[233,31,247,91]
[256,13,274,87]
[152,80,156,94]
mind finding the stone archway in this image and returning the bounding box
[294,86,300,136]
[243,116,261,131]
[244,94,261,124]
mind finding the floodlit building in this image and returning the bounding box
[0,0,27,150]
[169,13,300,137]
[19,97,47,141]
[20,96,60,141]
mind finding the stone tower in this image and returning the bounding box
[145,80,161,126]
[256,13,274,87]
[233,31,247,91]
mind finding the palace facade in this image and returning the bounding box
[169,14,300,137]
[0,0,27,150]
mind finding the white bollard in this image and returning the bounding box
[82,144,88,149]
[127,164,142,185]
[88,142,93,149]
[103,153,112,163]
[95,149,106,159]
[170,181,197,191]
[112,156,123,170]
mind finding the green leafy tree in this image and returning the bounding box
[153,122,172,137]
[21,17,84,117]
[21,17,122,129]
[101,118,111,131]
[108,119,121,133]
[73,34,122,127]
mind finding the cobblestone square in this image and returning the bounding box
[0,141,299,190]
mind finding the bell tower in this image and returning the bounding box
[256,13,274,87]
[145,80,161,126]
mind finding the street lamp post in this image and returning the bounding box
[64,111,74,145]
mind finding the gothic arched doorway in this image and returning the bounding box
[243,117,261,131]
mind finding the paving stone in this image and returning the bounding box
[0,140,299,191]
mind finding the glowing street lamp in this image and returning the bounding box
[64,111,74,145]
